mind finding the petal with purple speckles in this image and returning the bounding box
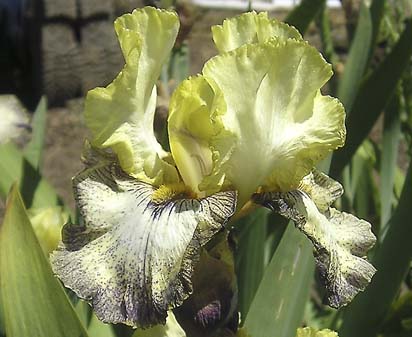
[51,163,236,328]
[253,173,376,308]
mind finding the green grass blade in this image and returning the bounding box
[87,316,116,337]
[169,45,189,87]
[339,162,412,337]
[243,224,314,337]
[235,208,269,318]
[369,0,387,58]
[316,3,339,96]
[23,97,47,169]
[285,0,326,34]
[75,300,93,328]
[348,140,377,220]
[0,142,59,208]
[0,143,23,200]
[330,19,412,177]
[113,325,134,337]
[264,213,288,266]
[353,169,373,220]
[0,295,4,337]
[337,1,372,113]
[316,3,338,66]
[0,185,89,337]
[393,166,406,202]
[380,90,402,229]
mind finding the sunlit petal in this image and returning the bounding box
[212,11,302,53]
[296,327,339,337]
[169,36,345,205]
[51,164,236,327]
[84,7,180,185]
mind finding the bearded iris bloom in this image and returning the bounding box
[51,7,376,328]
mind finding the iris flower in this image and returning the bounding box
[51,7,376,328]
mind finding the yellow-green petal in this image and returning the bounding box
[212,11,302,53]
[51,163,236,328]
[169,37,345,205]
[168,76,233,195]
[84,7,179,185]
[28,206,69,254]
[296,327,339,337]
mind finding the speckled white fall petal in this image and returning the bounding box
[253,170,376,308]
[51,163,236,327]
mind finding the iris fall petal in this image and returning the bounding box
[253,171,376,308]
[51,163,236,327]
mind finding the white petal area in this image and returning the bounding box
[84,7,180,185]
[253,190,376,308]
[212,11,302,53]
[0,95,29,144]
[168,76,233,195]
[199,38,344,204]
[51,164,236,328]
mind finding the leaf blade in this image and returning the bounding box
[331,19,412,176]
[23,97,47,169]
[339,162,412,337]
[243,224,314,337]
[337,1,373,113]
[380,90,402,228]
[0,142,59,208]
[285,0,326,34]
[235,208,269,318]
[0,185,88,337]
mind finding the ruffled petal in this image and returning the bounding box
[253,186,376,308]
[298,169,344,213]
[51,164,236,327]
[169,37,345,205]
[168,76,233,196]
[212,11,302,53]
[84,7,180,185]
